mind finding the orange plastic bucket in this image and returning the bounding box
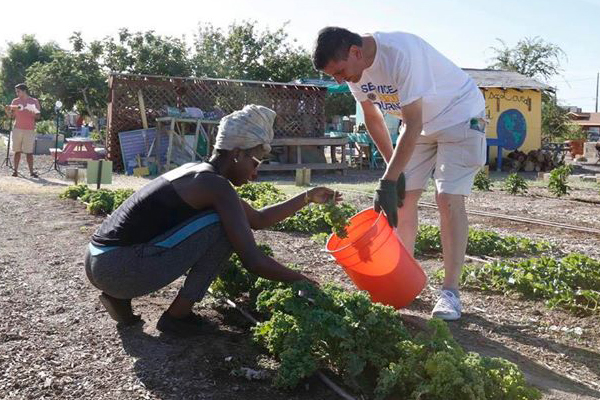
[326,208,427,309]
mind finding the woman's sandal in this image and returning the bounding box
[99,293,142,325]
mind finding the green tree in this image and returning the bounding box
[0,35,59,97]
[192,21,317,82]
[0,35,59,124]
[102,29,191,76]
[325,92,356,119]
[26,32,107,122]
[488,37,565,81]
[541,95,586,142]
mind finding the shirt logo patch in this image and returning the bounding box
[360,82,402,114]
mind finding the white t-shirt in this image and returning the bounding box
[348,32,485,135]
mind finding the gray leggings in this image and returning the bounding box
[84,218,233,303]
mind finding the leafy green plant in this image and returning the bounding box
[236,182,285,205]
[321,199,350,238]
[59,184,91,200]
[86,190,115,215]
[503,173,528,195]
[466,229,551,257]
[236,183,356,236]
[112,188,135,210]
[60,185,134,215]
[457,253,600,315]
[560,124,587,141]
[205,224,540,398]
[211,244,274,300]
[251,281,540,399]
[311,232,329,246]
[414,225,550,257]
[35,120,58,134]
[473,169,492,191]
[547,164,573,197]
[90,128,106,143]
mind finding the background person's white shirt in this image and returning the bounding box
[348,31,485,135]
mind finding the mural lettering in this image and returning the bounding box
[487,91,532,108]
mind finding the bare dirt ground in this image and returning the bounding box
[1,152,599,399]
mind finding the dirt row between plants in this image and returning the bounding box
[1,170,600,399]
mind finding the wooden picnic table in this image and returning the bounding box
[51,137,102,164]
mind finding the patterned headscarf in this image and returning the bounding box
[214,104,276,153]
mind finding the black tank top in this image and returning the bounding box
[91,163,215,246]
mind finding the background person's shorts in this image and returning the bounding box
[403,120,486,196]
[11,129,36,154]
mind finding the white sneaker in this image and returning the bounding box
[431,290,462,321]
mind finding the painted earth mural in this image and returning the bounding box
[497,109,527,150]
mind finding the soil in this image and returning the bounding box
[1,154,599,399]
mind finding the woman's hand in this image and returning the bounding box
[307,187,343,204]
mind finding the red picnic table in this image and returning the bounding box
[52,138,102,164]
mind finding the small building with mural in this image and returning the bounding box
[353,69,552,164]
[466,69,551,164]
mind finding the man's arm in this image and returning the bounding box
[381,98,423,181]
[361,100,394,162]
[366,99,422,227]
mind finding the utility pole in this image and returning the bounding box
[596,72,600,112]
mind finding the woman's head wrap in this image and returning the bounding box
[214,104,276,153]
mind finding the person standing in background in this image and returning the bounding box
[3,83,41,177]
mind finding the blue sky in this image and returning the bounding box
[2,0,599,111]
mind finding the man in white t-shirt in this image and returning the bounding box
[313,27,487,321]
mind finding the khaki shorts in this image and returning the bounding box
[403,120,486,196]
[11,128,36,154]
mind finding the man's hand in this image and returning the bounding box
[373,179,398,227]
[307,187,342,204]
[397,173,406,208]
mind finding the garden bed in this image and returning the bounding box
[1,159,599,399]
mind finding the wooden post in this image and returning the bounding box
[193,122,200,161]
[137,90,148,129]
[96,160,103,190]
[165,118,176,171]
[156,120,162,172]
[296,145,302,165]
[340,143,347,175]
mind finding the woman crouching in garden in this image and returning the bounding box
[84,104,339,336]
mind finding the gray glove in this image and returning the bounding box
[373,179,398,228]
[397,173,406,208]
